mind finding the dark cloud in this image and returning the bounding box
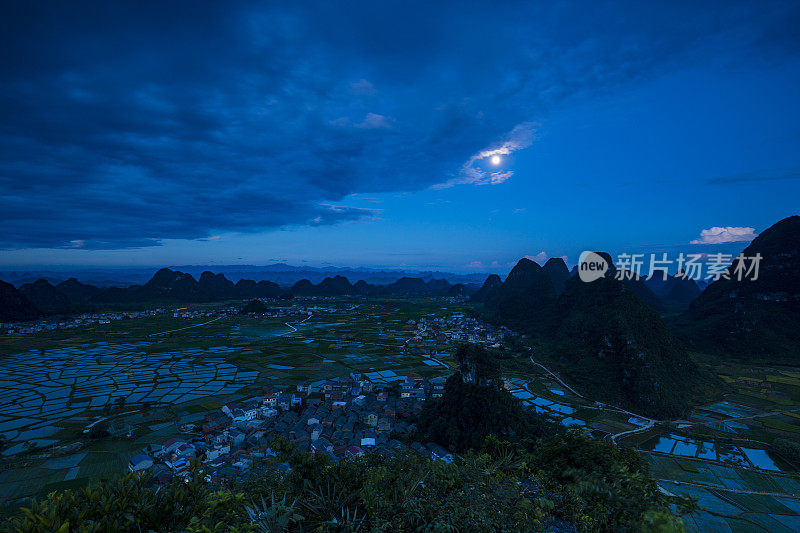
[1,0,799,248]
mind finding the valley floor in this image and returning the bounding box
[1,297,799,532]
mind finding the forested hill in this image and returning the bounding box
[677,214,800,363]
[475,255,722,419]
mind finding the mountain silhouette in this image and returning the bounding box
[543,257,570,295]
[470,274,502,303]
[479,255,720,418]
[0,280,42,322]
[680,215,800,362]
[19,279,73,315]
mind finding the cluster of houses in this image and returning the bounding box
[171,306,239,319]
[241,303,334,319]
[1,308,166,334]
[128,373,453,483]
[407,315,514,347]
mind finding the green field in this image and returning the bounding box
[0,297,463,508]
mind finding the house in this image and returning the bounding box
[162,438,187,455]
[263,393,278,408]
[346,445,364,457]
[297,382,310,394]
[204,443,230,462]
[202,412,232,434]
[174,443,196,458]
[401,377,415,397]
[221,402,239,417]
[352,395,366,407]
[364,413,378,427]
[229,429,245,446]
[277,393,294,410]
[409,388,427,401]
[128,454,153,472]
[166,457,189,473]
[310,440,328,453]
[377,417,392,432]
[429,376,446,398]
[238,399,262,420]
[311,424,323,441]
[377,392,388,402]
[401,377,426,398]
[360,437,376,447]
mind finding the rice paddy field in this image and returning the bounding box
[502,349,800,531]
[0,297,460,507]
[617,361,800,532]
[2,297,799,531]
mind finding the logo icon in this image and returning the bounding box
[578,251,608,282]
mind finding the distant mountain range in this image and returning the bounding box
[0,264,492,288]
[0,268,477,321]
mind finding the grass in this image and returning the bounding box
[759,419,800,435]
[766,375,800,387]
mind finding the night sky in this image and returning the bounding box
[2,1,799,272]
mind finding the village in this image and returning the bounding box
[0,308,168,335]
[408,314,514,346]
[127,372,452,483]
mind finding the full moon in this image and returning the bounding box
[490,155,501,165]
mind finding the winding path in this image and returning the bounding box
[150,315,226,336]
[523,353,656,442]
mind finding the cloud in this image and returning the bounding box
[350,79,375,95]
[466,260,501,270]
[1,1,798,249]
[355,112,392,129]
[524,252,547,264]
[690,226,758,245]
[435,122,536,188]
[490,171,514,185]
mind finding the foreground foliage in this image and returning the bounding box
[5,432,687,532]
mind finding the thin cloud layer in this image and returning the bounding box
[436,123,536,188]
[1,1,798,249]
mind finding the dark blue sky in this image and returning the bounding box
[2,1,799,272]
